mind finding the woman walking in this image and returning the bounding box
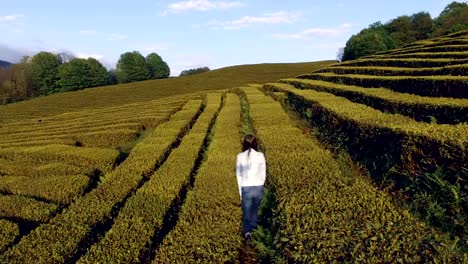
[236,134,266,240]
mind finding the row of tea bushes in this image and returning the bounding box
[298,72,468,98]
[281,78,468,124]
[154,93,243,263]
[0,195,58,223]
[241,86,464,263]
[0,220,19,253]
[0,99,205,264]
[78,94,223,263]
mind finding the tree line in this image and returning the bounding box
[179,67,211,76]
[0,51,170,104]
[339,1,468,61]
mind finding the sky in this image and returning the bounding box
[0,0,459,75]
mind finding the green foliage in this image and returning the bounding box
[180,67,210,76]
[264,83,468,249]
[0,99,204,263]
[242,86,464,262]
[146,53,170,79]
[58,58,110,92]
[0,175,90,205]
[282,78,468,124]
[342,2,467,60]
[299,72,468,98]
[78,94,221,263]
[115,51,151,83]
[0,219,19,253]
[432,1,468,37]
[30,51,62,95]
[12,62,33,97]
[0,144,119,174]
[386,12,432,47]
[343,22,395,61]
[154,94,243,263]
[0,61,333,122]
[0,195,59,222]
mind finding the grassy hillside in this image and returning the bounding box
[0,61,333,124]
[262,29,468,262]
[1,32,467,263]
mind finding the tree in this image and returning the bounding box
[30,51,62,95]
[58,58,109,91]
[179,67,211,76]
[146,53,170,79]
[411,12,432,40]
[12,62,33,97]
[387,16,416,47]
[115,51,151,83]
[86,58,110,87]
[58,58,91,91]
[108,69,118,85]
[343,22,395,61]
[432,1,468,37]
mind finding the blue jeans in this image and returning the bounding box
[241,185,264,233]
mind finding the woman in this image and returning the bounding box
[236,134,266,239]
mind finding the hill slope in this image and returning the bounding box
[0,32,467,263]
[262,29,467,262]
[0,61,333,124]
[0,60,12,68]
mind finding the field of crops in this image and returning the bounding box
[0,31,467,263]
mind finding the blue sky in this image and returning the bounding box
[0,0,457,75]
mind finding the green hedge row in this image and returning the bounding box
[318,64,468,77]
[77,94,222,263]
[0,175,90,205]
[0,96,184,134]
[154,93,243,263]
[264,83,467,188]
[338,58,468,68]
[0,145,120,174]
[281,78,468,124]
[0,195,58,223]
[263,83,468,234]
[0,129,140,149]
[383,52,468,59]
[0,220,19,253]
[387,45,468,56]
[0,159,94,178]
[0,122,144,141]
[298,72,468,98]
[0,99,205,264]
[240,86,464,263]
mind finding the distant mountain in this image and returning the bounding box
[0,60,12,68]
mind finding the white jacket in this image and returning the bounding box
[236,149,266,197]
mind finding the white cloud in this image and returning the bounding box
[107,33,128,41]
[164,0,244,14]
[272,23,352,39]
[79,30,97,35]
[210,11,301,30]
[76,53,104,60]
[0,14,24,22]
[0,14,25,33]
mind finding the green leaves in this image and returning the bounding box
[243,86,464,263]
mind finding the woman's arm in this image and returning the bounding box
[259,153,266,185]
[236,155,242,199]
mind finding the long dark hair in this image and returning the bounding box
[242,134,258,153]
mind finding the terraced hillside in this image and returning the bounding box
[261,30,468,262]
[0,31,467,263]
